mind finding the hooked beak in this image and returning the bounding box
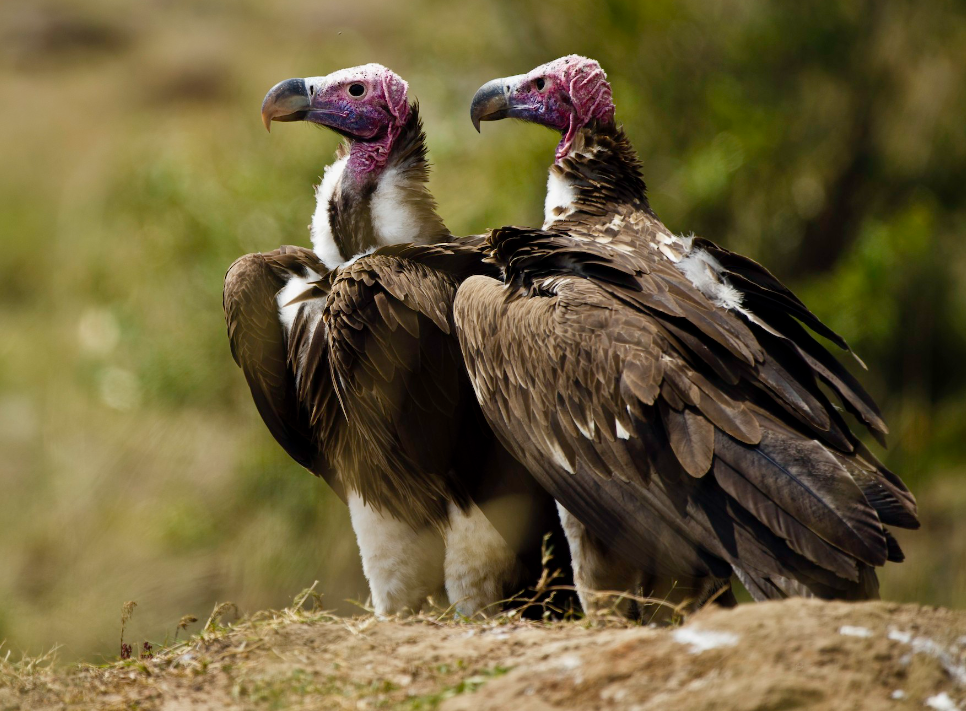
[470,77,515,132]
[260,78,311,132]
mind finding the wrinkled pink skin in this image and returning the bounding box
[506,55,615,162]
[304,65,409,182]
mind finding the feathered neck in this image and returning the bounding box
[545,121,655,229]
[310,103,449,268]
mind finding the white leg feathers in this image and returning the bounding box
[556,503,642,616]
[444,502,521,618]
[348,495,525,618]
[347,494,445,616]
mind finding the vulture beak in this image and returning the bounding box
[470,77,514,132]
[261,78,312,132]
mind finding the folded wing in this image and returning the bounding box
[325,241,567,566]
[455,227,918,599]
[224,245,345,501]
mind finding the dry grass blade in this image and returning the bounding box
[119,601,137,659]
[174,615,198,641]
[204,602,239,632]
[292,580,323,611]
[0,641,60,692]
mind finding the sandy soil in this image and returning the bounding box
[2,599,965,710]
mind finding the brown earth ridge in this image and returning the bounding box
[2,598,965,710]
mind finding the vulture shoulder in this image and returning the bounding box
[454,226,917,599]
[223,245,345,501]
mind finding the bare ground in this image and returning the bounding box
[2,598,965,710]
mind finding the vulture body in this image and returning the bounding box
[461,55,918,607]
[225,66,571,616]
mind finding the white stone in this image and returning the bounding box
[925,692,959,711]
[672,627,740,654]
[838,625,874,638]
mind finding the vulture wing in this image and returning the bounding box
[325,240,568,572]
[455,227,918,599]
[688,238,890,441]
[223,245,345,501]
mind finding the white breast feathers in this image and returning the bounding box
[310,156,349,269]
[543,170,576,228]
[276,267,323,333]
[370,166,421,245]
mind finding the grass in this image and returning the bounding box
[0,584,641,710]
[403,665,509,710]
[6,586,966,710]
[1,0,966,666]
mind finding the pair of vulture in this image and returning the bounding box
[224,56,918,618]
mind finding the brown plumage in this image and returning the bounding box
[224,245,344,500]
[298,240,498,529]
[226,97,572,615]
[454,121,917,600]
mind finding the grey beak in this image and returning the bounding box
[470,78,511,132]
[261,78,311,132]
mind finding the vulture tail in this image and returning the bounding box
[713,414,889,568]
[849,439,919,527]
[884,530,905,563]
[734,565,880,601]
[706,408,906,600]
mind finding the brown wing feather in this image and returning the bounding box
[660,402,714,478]
[324,240,569,583]
[456,227,917,599]
[223,247,345,502]
[325,253,467,526]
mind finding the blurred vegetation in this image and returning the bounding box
[0,0,964,661]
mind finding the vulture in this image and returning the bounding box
[224,65,569,617]
[460,55,919,608]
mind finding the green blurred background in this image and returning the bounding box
[1,0,964,662]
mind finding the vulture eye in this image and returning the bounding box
[534,77,547,92]
[348,83,366,98]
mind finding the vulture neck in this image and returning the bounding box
[543,121,655,230]
[309,104,449,270]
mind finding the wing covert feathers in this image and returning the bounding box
[660,402,714,478]
[223,246,345,501]
[323,241,546,531]
[325,253,469,526]
[455,227,918,600]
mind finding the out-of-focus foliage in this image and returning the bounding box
[0,0,964,661]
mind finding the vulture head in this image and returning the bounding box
[261,64,410,176]
[261,65,446,267]
[470,55,615,162]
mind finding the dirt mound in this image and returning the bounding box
[3,599,965,710]
[447,601,966,711]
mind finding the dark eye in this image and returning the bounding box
[348,83,366,98]
[534,77,546,92]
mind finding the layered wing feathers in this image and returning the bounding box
[455,227,918,598]
[223,246,345,501]
[324,245,480,526]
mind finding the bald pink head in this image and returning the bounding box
[262,63,410,176]
[470,55,615,162]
